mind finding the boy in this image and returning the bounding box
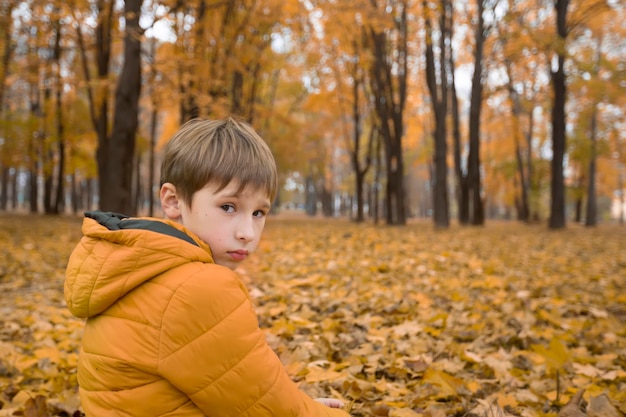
[64,118,349,416]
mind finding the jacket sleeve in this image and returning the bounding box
[157,267,350,417]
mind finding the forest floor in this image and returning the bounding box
[0,212,625,416]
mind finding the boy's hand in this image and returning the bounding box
[315,398,345,409]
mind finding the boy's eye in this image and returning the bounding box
[221,204,235,213]
[253,210,267,218]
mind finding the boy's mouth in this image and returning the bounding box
[228,250,248,261]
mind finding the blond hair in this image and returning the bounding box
[160,118,278,206]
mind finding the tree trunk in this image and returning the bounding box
[75,0,114,213]
[305,175,317,216]
[0,1,14,113]
[146,36,159,217]
[42,65,54,214]
[354,161,366,222]
[448,0,469,225]
[0,1,12,211]
[101,0,143,214]
[53,12,65,214]
[177,0,205,123]
[351,66,371,223]
[585,104,598,226]
[321,185,333,217]
[467,0,486,226]
[574,192,582,223]
[29,80,42,214]
[70,173,79,214]
[526,107,537,220]
[247,63,259,123]
[87,179,94,212]
[585,39,602,227]
[132,153,141,214]
[514,144,529,221]
[335,37,372,223]
[449,40,467,225]
[148,105,157,217]
[29,166,38,214]
[0,167,8,210]
[618,169,624,225]
[0,2,14,202]
[368,1,407,226]
[231,70,243,116]
[10,168,17,209]
[505,60,530,222]
[424,0,449,228]
[549,0,569,229]
[372,132,382,225]
[44,144,54,214]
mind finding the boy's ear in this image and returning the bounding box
[160,183,181,220]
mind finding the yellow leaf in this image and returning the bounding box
[423,326,442,337]
[374,378,389,392]
[14,357,39,372]
[573,362,602,378]
[328,386,349,404]
[284,360,305,376]
[497,392,518,408]
[531,337,571,370]
[536,308,567,329]
[6,390,34,409]
[422,369,465,398]
[515,389,540,404]
[389,408,422,417]
[33,347,61,364]
[24,394,48,417]
[466,381,482,394]
[304,365,344,383]
[461,350,482,363]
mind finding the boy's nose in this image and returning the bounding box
[236,219,255,242]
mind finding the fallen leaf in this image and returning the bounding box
[422,369,465,398]
[588,394,623,417]
[388,408,421,417]
[558,389,587,417]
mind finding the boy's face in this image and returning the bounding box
[161,181,271,270]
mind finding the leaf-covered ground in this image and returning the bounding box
[0,213,625,416]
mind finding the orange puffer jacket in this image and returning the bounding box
[65,211,349,417]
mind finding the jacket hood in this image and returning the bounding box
[65,211,214,318]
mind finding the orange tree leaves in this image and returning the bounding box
[1,214,626,416]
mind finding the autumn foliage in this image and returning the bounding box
[1,1,625,224]
[0,213,624,416]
